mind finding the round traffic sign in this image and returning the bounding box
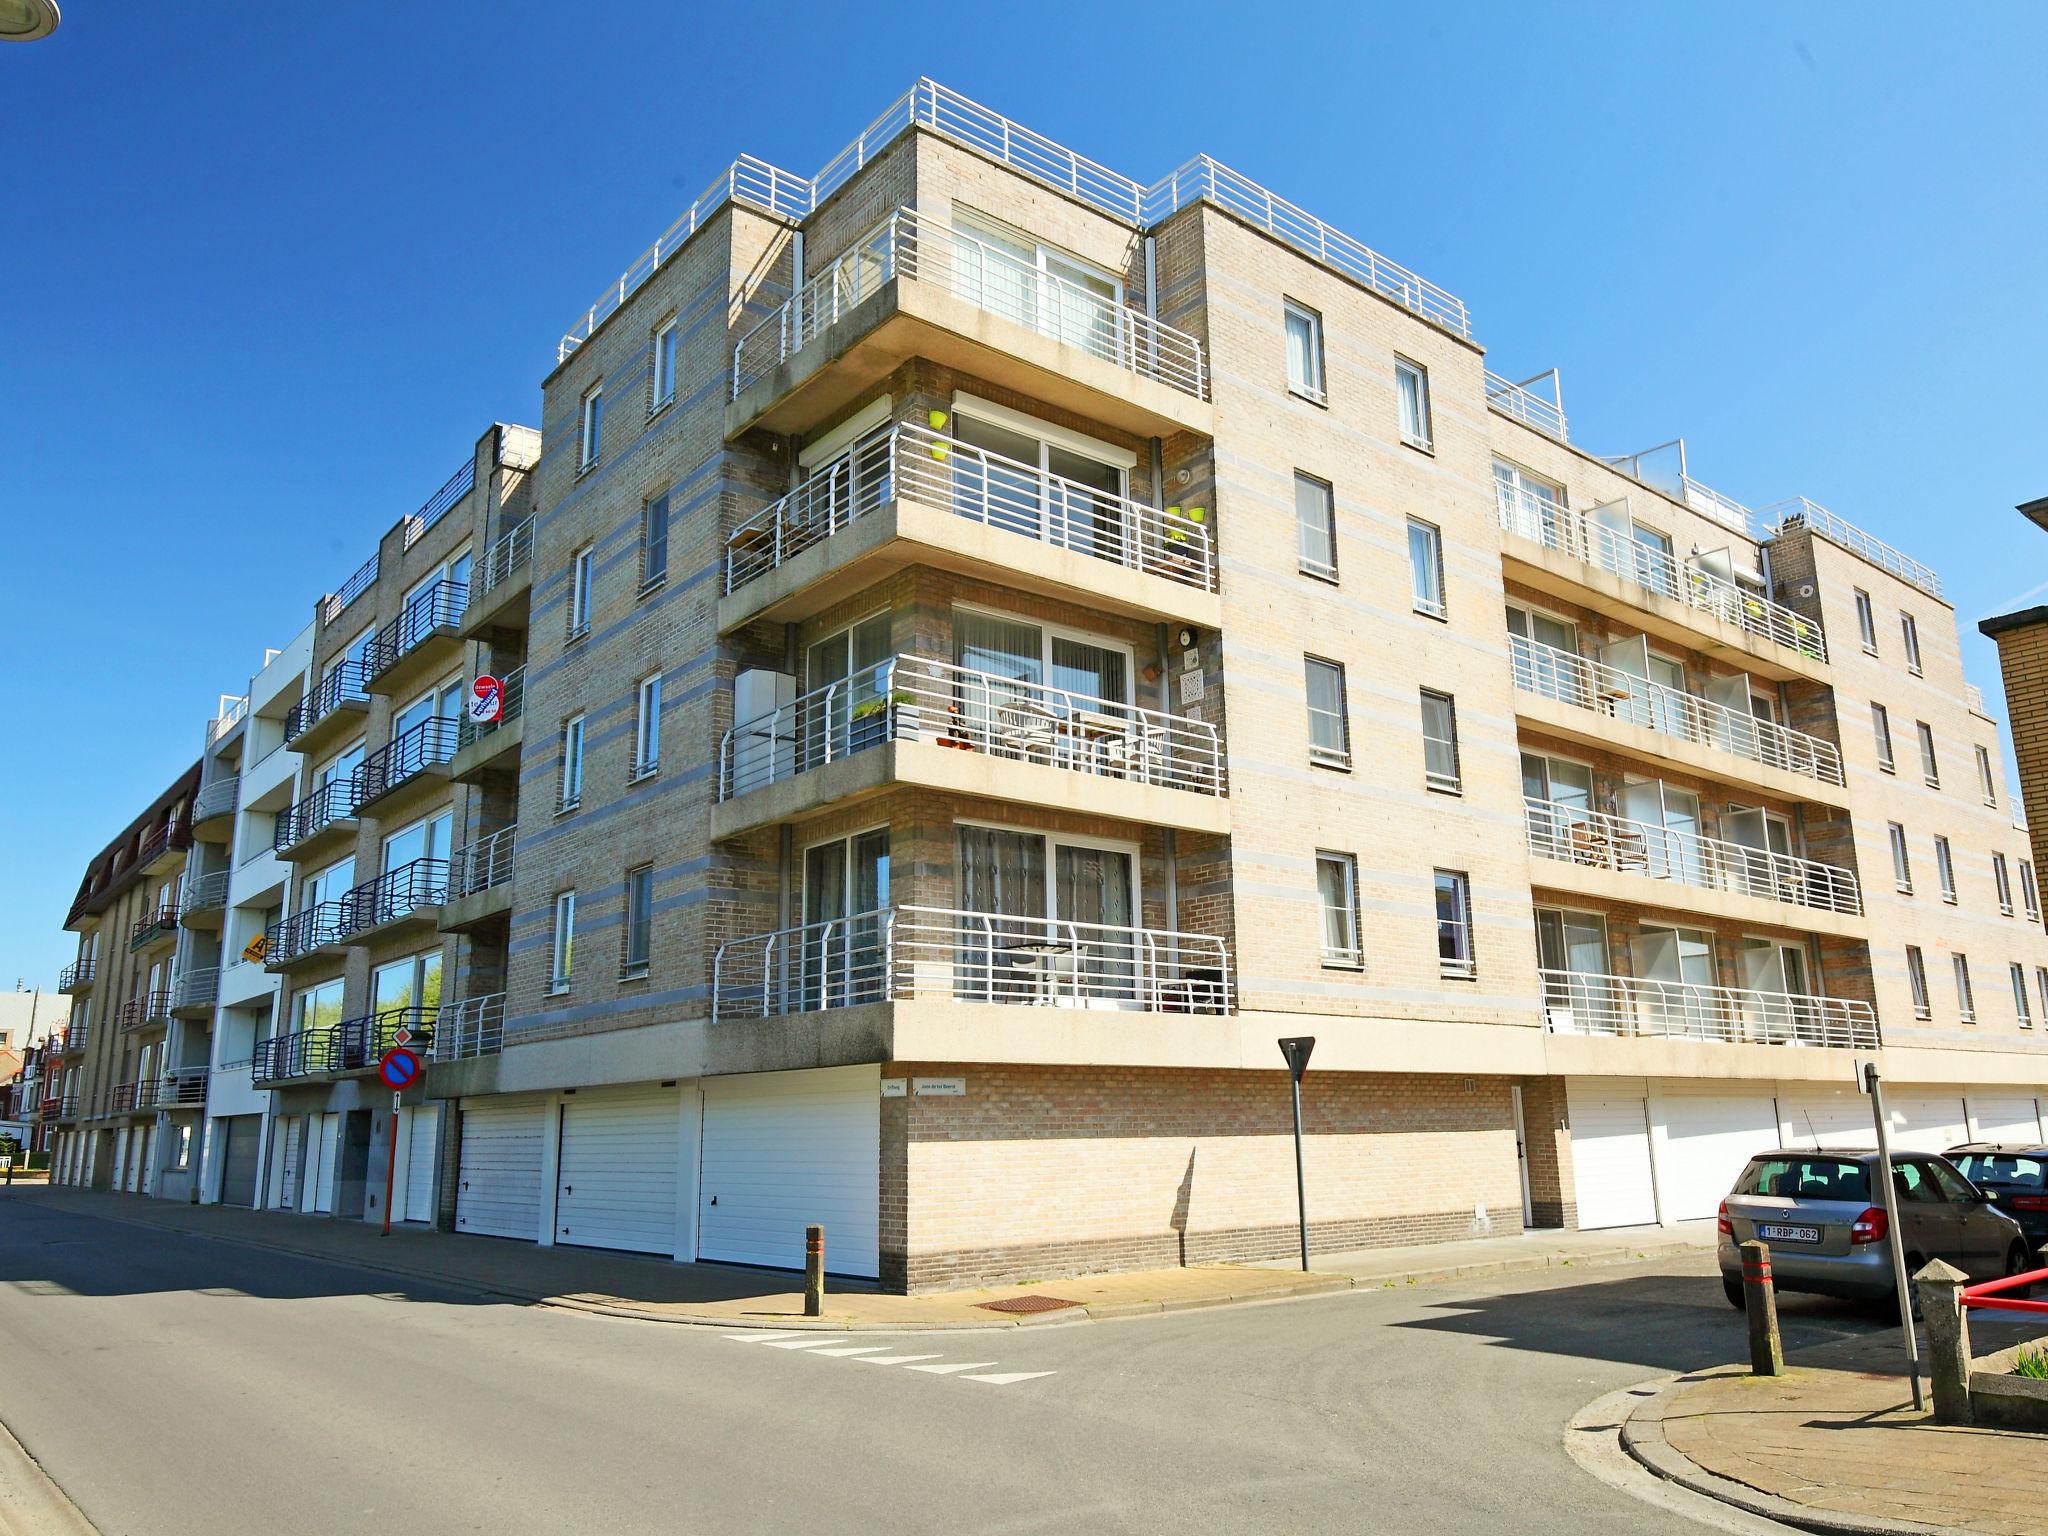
[378,1046,422,1090]
[467,675,503,724]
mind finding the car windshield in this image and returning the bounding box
[1952,1154,2045,1188]
[1736,1156,1870,1201]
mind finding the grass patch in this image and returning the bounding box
[2011,1346,2048,1380]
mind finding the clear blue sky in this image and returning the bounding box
[4,3,2043,988]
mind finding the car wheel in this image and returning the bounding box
[1876,1256,1927,1324]
[1722,1274,1746,1310]
[2005,1243,2033,1298]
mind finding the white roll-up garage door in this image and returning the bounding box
[456,1098,546,1241]
[700,1066,879,1275]
[1889,1096,1968,1153]
[274,1115,302,1208]
[1658,1095,1781,1221]
[1968,1096,2045,1144]
[555,1086,682,1256]
[1567,1085,1658,1229]
[1779,1094,1877,1148]
[399,1105,440,1224]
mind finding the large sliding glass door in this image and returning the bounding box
[801,829,890,1009]
[807,613,893,768]
[956,826,1136,1006]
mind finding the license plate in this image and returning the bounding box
[1758,1223,1821,1244]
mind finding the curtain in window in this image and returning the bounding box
[1057,844,1134,1001]
[956,826,1046,1000]
[951,414,1042,537]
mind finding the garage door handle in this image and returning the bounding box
[709,1195,717,1206]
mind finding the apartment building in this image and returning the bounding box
[1981,495,2048,884]
[46,81,2048,1290]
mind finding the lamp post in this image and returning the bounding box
[0,1,60,42]
[1278,1037,1315,1271]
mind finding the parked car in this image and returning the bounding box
[1717,1147,2030,1309]
[1946,1143,2048,1258]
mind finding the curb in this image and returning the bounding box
[1621,1376,1945,1536]
[0,1414,96,1536]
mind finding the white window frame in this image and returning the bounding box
[2012,962,2032,1027]
[1976,744,1998,806]
[1420,688,1461,794]
[578,384,602,469]
[1316,851,1362,969]
[1905,945,1931,1019]
[1294,471,1337,583]
[632,674,662,782]
[641,492,669,593]
[2022,860,2040,923]
[559,714,585,813]
[1995,852,2014,915]
[950,602,1137,701]
[651,318,677,410]
[1935,834,1956,903]
[1871,702,1894,773]
[1953,952,1975,1023]
[1407,518,1446,619]
[949,818,1144,929]
[551,891,576,992]
[1916,720,1939,787]
[1435,869,1475,979]
[622,865,653,976]
[2037,965,2048,1026]
[1304,656,1350,770]
[1283,299,1326,404]
[1394,356,1433,450]
[567,545,593,640]
[1900,611,1922,675]
[1853,589,1877,654]
[1888,822,1912,893]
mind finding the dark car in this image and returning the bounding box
[1718,1147,2030,1308]
[1947,1143,2048,1257]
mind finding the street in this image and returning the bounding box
[0,1191,1936,1535]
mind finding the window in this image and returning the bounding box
[1435,870,1474,978]
[1420,689,1461,793]
[1316,852,1361,968]
[623,865,652,975]
[578,384,602,469]
[551,891,576,991]
[1954,953,1976,1022]
[1294,472,1337,581]
[640,492,669,591]
[1901,612,1922,674]
[1394,357,1433,450]
[1871,702,1895,773]
[1284,300,1325,403]
[1853,589,1877,653]
[568,545,593,639]
[1407,518,1445,618]
[168,1124,192,1172]
[559,714,585,812]
[1304,657,1350,769]
[1916,721,1939,786]
[1976,745,1998,806]
[1888,822,1912,892]
[632,674,662,780]
[1905,946,1930,1019]
[1995,852,2014,915]
[1935,835,1956,902]
[2037,966,2048,1025]
[651,319,677,410]
[2013,963,2033,1027]
[2023,860,2040,922]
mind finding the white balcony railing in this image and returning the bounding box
[1507,635,1844,787]
[178,869,231,916]
[719,654,1223,802]
[1483,369,1567,441]
[731,207,1208,404]
[477,515,533,598]
[206,696,248,748]
[1496,483,1827,663]
[433,993,505,1062]
[1523,797,1862,917]
[449,828,515,902]
[723,421,1215,598]
[1539,968,1879,1049]
[711,906,1231,1021]
[1758,497,1943,601]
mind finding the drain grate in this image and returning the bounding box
[976,1293,1080,1315]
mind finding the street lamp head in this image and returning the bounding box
[0,0,59,41]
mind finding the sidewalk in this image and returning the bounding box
[1627,1345,2048,1536]
[8,1186,1712,1332]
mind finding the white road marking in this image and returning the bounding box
[804,1345,896,1357]
[961,1371,1057,1385]
[761,1337,848,1350]
[852,1353,945,1365]
[718,1333,1056,1386]
[720,1331,799,1342]
[904,1360,1002,1375]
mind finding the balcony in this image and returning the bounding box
[110,1081,143,1114]
[128,904,178,953]
[285,660,371,756]
[712,907,1231,1021]
[38,1095,62,1123]
[363,578,469,697]
[718,422,1220,635]
[53,1093,80,1122]
[440,829,514,934]
[352,717,460,814]
[137,1069,208,1112]
[57,958,94,993]
[434,992,505,1062]
[171,966,220,1018]
[713,654,1228,841]
[728,207,1212,443]
[334,857,452,945]
[450,666,524,783]
[1495,484,1828,680]
[1507,635,1847,804]
[191,774,238,840]
[252,1005,433,1085]
[178,869,230,928]
[460,518,532,642]
[118,989,174,1031]
[138,822,188,876]
[273,780,360,862]
[264,900,352,970]
[57,1024,86,1056]
[1540,969,1879,1051]
[1523,798,1863,932]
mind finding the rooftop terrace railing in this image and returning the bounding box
[401,457,477,551]
[1758,497,1944,601]
[1484,369,1568,442]
[476,516,533,599]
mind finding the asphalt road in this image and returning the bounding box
[0,1191,1930,1535]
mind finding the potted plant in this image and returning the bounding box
[850,690,917,752]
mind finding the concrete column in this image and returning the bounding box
[1916,1258,1973,1424]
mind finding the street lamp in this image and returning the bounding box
[0,0,60,42]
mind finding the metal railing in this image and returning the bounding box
[1758,497,1942,600]
[193,775,238,822]
[353,716,461,804]
[173,967,219,1012]
[401,458,477,550]
[1538,968,1878,1049]
[1507,635,1844,786]
[477,516,533,597]
[732,207,1208,403]
[724,421,1215,597]
[39,1095,63,1122]
[1495,483,1827,662]
[273,780,359,853]
[287,660,371,741]
[137,822,179,869]
[449,829,514,901]
[138,1070,209,1110]
[433,992,505,1062]
[206,695,248,748]
[1484,369,1567,441]
[179,869,230,916]
[712,905,1232,1021]
[1523,797,1862,916]
[54,1093,79,1120]
[253,1006,435,1083]
[129,905,178,950]
[111,1081,140,1113]
[455,666,524,754]
[59,1025,86,1055]
[57,959,94,991]
[118,990,174,1030]
[323,552,380,624]
[364,579,468,681]
[335,858,451,940]
[719,654,1223,801]
[265,900,351,965]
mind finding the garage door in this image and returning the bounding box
[1779,1094,1876,1148]
[273,1115,302,1208]
[700,1066,879,1275]
[398,1105,440,1224]
[1889,1096,1967,1153]
[219,1116,260,1207]
[140,1125,158,1196]
[1567,1087,1657,1229]
[304,1113,340,1213]
[1658,1095,1780,1221]
[1968,1096,2045,1144]
[456,1098,545,1240]
[113,1128,130,1191]
[555,1086,681,1256]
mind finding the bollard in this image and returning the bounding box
[1915,1259,1972,1424]
[804,1223,825,1318]
[1740,1240,1784,1377]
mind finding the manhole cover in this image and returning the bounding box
[976,1294,1080,1315]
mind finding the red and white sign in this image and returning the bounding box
[467,675,503,724]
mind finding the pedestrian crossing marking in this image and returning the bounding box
[718,1332,1055,1385]
[962,1370,1057,1385]
[852,1353,944,1365]
[905,1361,1001,1375]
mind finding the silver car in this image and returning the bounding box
[1717,1147,2030,1308]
